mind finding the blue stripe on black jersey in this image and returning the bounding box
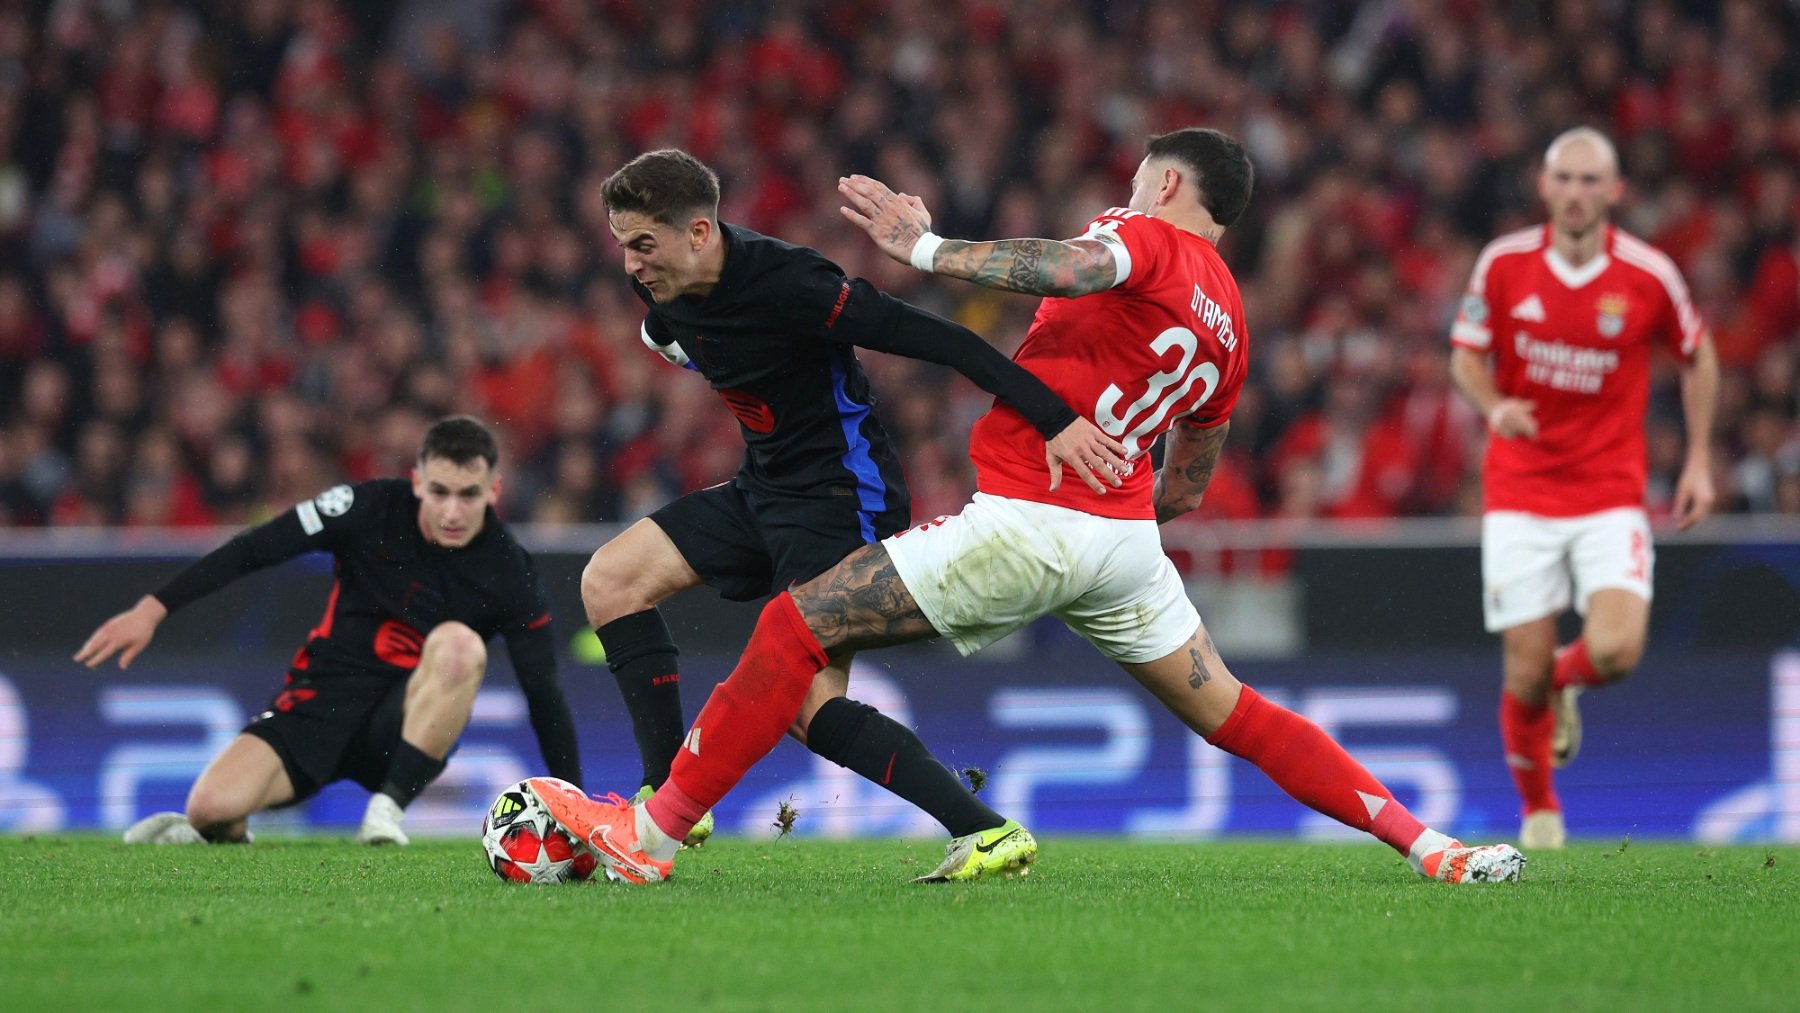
[827,347,886,542]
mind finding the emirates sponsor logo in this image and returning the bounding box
[1513,332,1620,394]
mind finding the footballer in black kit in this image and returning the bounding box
[638,220,1077,600]
[155,476,578,795]
[78,416,580,846]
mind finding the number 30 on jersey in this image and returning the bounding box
[1095,327,1220,455]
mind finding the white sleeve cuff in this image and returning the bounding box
[1087,230,1131,288]
[909,232,944,272]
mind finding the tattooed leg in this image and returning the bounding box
[1121,622,1243,737]
[792,544,938,654]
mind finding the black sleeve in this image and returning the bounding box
[150,483,373,613]
[505,622,583,788]
[804,270,1079,439]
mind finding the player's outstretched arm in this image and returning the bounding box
[1673,333,1719,530]
[1152,422,1231,524]
[75,595,169,670]
[838,175,1118,298]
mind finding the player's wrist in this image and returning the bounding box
[1486,404,1509,431]
[909,232,944,272]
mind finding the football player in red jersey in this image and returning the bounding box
[1449,127,1719,850]
[530,129,1524,887]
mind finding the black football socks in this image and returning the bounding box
[597,609,685,789]
[379,740,447,808]
[804,696,1005,837]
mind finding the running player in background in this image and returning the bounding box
[76,415,582,845]
[580,149,1123,855]
[1449,126,1719,851]
[534,128,1525,886]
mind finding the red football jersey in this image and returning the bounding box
[969,209,1249,520]
[1451,224,1704,516]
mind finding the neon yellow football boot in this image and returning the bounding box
[913,818,1037,883]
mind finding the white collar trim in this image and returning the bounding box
[1544,246,1610,289]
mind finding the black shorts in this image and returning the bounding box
[652,481,908,602]
[241,670,408,803]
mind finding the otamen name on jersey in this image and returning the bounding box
[1513,332,1620,393]
[1190,284,1238,351]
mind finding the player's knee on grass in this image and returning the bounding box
[185,782,256,837]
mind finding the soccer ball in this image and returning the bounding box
[480,779,599,885]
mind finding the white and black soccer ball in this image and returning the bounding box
[480,779,598,885]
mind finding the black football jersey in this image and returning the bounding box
[636,223,912,520]
[159,478,551,677]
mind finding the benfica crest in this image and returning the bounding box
[1596,293,1629,338]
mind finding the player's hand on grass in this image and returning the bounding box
[74,595,168,669]
[838,175,932,265]
[1486,398,1539,439]
[1045,418,1129,494]
[1673,459,1716,531]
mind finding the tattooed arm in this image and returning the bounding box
[838,174,1120,298]
[1153,421,1230,524]
[930,238,1118,297]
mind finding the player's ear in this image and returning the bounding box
[411,466,423,497]
[688,215,712,251]
[490,473,504,502]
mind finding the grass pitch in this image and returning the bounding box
[1,836,1791,1011]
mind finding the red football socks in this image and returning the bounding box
[1207,686,1429,856]
[1552,638,1603,690]
[646,593,828,841]
[1499,689,1560,814]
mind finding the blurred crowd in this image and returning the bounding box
[1,0,1797,556]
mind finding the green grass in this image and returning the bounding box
[1,837,1792,1011]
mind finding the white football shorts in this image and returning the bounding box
[881,492,1199,664]
[1480,507,1654,632]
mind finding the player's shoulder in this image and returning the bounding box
[1466,225,1547,289]
[1608,227,1689,289]
[1090,207,1148,227]
[1475,225,1548,265]
[723,221,838,279]
[308,477,397,517]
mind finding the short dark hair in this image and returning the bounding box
[601,149,721,227]
[419,415,499,470]
[1145,128,1254,227]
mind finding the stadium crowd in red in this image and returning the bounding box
[1,0,1797,553]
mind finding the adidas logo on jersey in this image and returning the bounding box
[683,726,701,756]
[1510,294,1546,322]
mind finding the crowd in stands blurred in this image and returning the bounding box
[2,0,1797,559]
